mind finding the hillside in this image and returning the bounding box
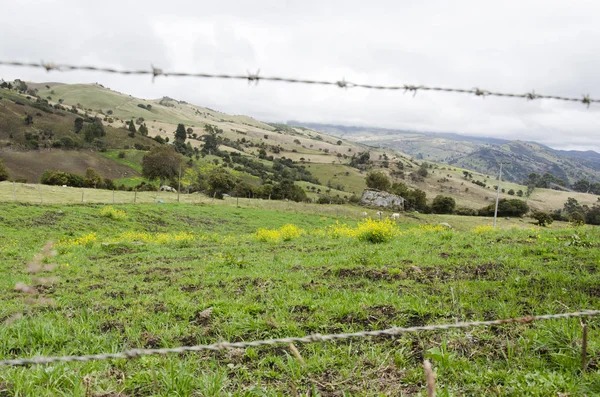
[0,82,394,201]
[2,81,600,213]
[449,141,600,185]
[292,121,600,184]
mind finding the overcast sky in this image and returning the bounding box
[1,0,599,151]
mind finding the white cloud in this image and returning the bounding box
[1,0,599,150]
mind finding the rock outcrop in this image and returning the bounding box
[359,189,405,210]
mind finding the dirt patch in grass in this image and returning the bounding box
[328,267,403,282]
[0,382,13,397]
[26,210,65,227]
[180,283,201,292]
[141,332,161,348]
[100,320,125,333]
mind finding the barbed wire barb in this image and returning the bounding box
[1,60,598,106]
[247,69,261,85]
[0,309,598,367]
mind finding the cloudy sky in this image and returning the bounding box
[1,0,599,151]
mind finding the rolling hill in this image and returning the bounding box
[1,80,599,212]
[290,121,600,184]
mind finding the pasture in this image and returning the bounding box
[0,201,599,396]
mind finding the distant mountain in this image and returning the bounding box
[288,121,600,184]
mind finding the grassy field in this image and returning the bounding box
[0,198,599,396]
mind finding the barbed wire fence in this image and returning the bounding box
[1,309,598,367]
[0,60,598,107]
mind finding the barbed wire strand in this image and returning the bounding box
[1,309,598,367]
[0,61,597,107]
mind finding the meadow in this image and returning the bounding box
[0,200,599,396]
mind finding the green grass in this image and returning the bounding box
[99,150,145,173]
[0,200,599,396]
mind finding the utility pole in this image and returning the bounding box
[493,162,510,228]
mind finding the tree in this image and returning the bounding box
[516,190,524,197]
[138,123,149,136]
[405,189,428,212]
[175,123,187,142]
[572,179,590,193]
[417,166,428,178]
[563,197,583,216]
[82,120,105,142]
[531,211,554,227]
[431,195,456,214]
[365,171,391,191]
[462,171,473,179]
[24,114,33,125]
[207,168,236,199]
[201,132,219,155]
[526,185,535,198]
[272,179,308,202]
[74,117,84,133]
[585,205,600,225]
[336,140,342,145]
[142,146,183,185]
[479,199,529,217]
[0,159,9,182]
[569,211,585,226]
[128,120,137,133]
[15,80,28,92]
[84,168,103,188]
[507,189,515,195]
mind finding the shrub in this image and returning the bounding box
[531,211,553,227]
[348,194,361,204]
[365,171,391,191]
[100,206,127,220]
[478,199,529,217]
[431,195,456,214]
[355,219,398,243]
[455,207,478,216]
[585,205,600,225]
[569,211,586,226]
[0,159,9,182]
[118,151,126,159]
[60,136,77,149]
[256,224,304,243]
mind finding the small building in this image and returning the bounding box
[359,189,405,211]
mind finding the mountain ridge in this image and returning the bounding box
[287,121,600,184]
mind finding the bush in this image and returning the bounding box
[348,194,361,204]
[585,205,600,225]
[531,211,554,227]
[60,136,77,149]
[365,171,391,191]
[40,170,84,187]
[100,206,127,220]
[0,159,9,181]
[355,219,399,244]
[256,224,304,243]
[431,195,456,214]
[478,199,529,217]
[455,207,478,216]
[118,151,126,159]
[569,211,586,226]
